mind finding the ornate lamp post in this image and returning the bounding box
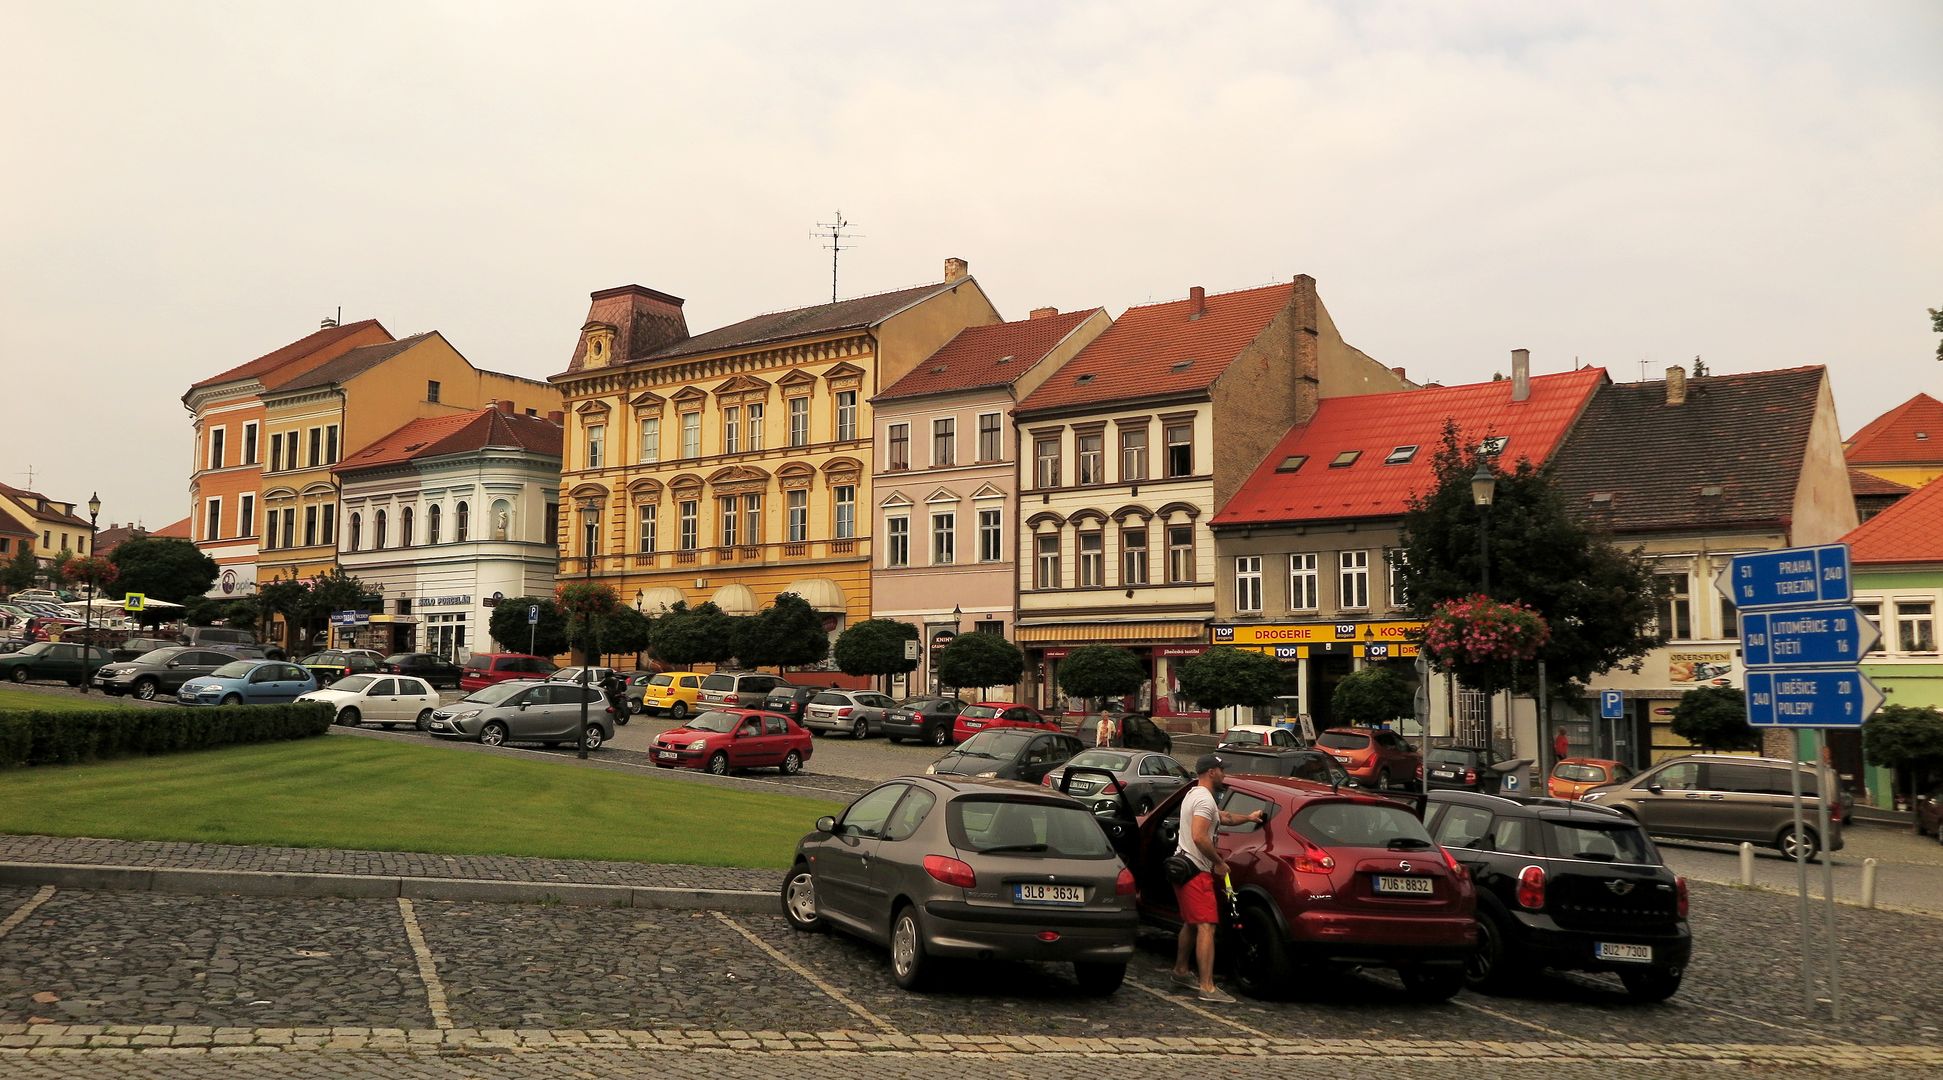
[576,497,601,760]
[1470,461,1497,596]
[80,492,100,694]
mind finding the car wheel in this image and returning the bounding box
[852,717,868,740]
[890,906,933,991]
[132,678,158,701]
[8,668,26,683]
[479,721,509,747]
[780,750,804,775]
[929,723,950,747]
[1398,964,1466,1002]
[1465,910,1521,992]
[221,694,242,706]
[583,727,605,751]
[1619,967,1684,1002]
[669,701,688,721]
[416,709,433,731]
[337,707,361,727]
[782,863,824,932]
[706,752,729,775]
[1074,961,1126,997]
[1229,901,1292,1000]
[1776,825,1820,862]
[1378,768,1392,791]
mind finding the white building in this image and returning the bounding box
[334,402,565,659]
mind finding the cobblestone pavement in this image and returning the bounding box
[0,881,1937,1078]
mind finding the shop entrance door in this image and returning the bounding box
[1306,654,1355,729]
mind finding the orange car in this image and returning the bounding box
[1548,757,1633,800]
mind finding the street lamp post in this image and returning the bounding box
[1470,462,1497,755]
[576,497,600,760]
[80,492,100,694]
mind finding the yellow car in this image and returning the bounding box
[638,671,704,719]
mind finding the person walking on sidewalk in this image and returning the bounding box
[1170,753,1263,1003]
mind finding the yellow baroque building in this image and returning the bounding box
[550,259,999,637]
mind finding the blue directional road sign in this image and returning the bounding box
[1600,690,1625,720]
[1741,606,1879,668]
[1716,545,1851,611]
[1744,669,1884,729]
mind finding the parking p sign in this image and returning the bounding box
[1600,690,1624,720]
[527,604,540,625]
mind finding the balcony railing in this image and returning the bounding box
[614,536,869,574]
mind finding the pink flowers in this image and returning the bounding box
[1420,594,1549,670]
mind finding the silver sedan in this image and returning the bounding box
[1043,749,1194,816]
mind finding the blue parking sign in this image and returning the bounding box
[1600,690,1624,720]
[527,604,540,625]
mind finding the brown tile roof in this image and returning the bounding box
[647,281,957,363]
[1844,392,1943,466]
[335,406,563,474]
[1844,467,1943,565]
[268,333,435,393]
[876,309,1105,402]
[1214,368,1608,526]
[0,505,34,539]
[1016,282,1295,415]
[1551,367,1827,535]
[188,319,391,391]
[0,482,91,530]
[90,524,145,557]
[151,517,192,539]
[1847,467,1912,497]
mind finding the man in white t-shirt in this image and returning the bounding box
[1171,753,1263,1003]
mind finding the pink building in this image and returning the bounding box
[869,307,1111,699]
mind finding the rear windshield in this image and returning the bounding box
[1542,820,1657,863]
[1428,749,1479,766]
[957,728,1036,755]
[648,674,674,686]
[961,705,1001,719]
[1067,750,1132,771]
[1317,730,1370,750]
[701,675,735,691]
[1224,730,1269,745]
[811,692,849,705]
[465,656,491,670]
[1294,802,1435,850]
[947,797,1114,859]
[1553,763,1609,782]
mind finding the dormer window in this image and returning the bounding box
[1383,445,1418,465]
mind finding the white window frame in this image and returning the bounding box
[722,406,741,455]
[718,496,739,547]
[204,496,222,541]
[1077,530,1104,587]
[886,515,910,568]
[787,396,810,448]
[1167,524,1194,584]
[1894,599,1936,655]
[1386,549,1408,609]
[977,507,1003,562]
[639,416,660,463]
[207,426,226,470]
[585,423,606,469]
[1036,533,1061,590]
[1288,553,1320,611]
[638,504,658,554]
[931,417,955,467]
[680,411,701,458]
[1235,555,1263,613]
[747,402,765,451]
[977,411,1002,462]
[1076,430,1104,486]
[786,490,809,542]
[238,494,255,539]
[834,485,856,539]
[1338,549,1370,611]
[242,421,259,466]
[835,390,857,442]
[678,500,699,550]
[931,511,956,566]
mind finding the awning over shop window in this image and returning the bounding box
[638,586,686,613]
[1013,621,1205,645]
[781,578,845,611]
[712,584,758,615]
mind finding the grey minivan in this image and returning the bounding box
[425,679,616,749]
[1580,753,1844,859]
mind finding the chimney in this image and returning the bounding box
[1187,286,1206,319]
[943,257,969,284]
[1511,349,1531,402]
[1391,366,1407,381]
[1029,306,1059,320]
[1666,365,1687,406]
[495,400,514,414]
[547,410,565,425]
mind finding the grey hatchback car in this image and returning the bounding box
[425,679,616,749]
[1042,749,1193,817]
[782,775,1137,994]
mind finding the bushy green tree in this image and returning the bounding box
[1057,645,1145,709]
[1175,646,1283,714]
[1,546,40,593]
[601,606,654,660]
[835,618,919,691]
[936,631,1023,697]
[1864,704,1943,816]
[107,537,217,604]
[488,597,569,657]
[731,593,829,671]
[1332,667,1415,727]
[651,601,737,668]
[1670,684,1758,752]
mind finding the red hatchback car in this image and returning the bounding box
[1118,774,1475,1001]
[651,708,814,776]
[1315,726,1423,791]
[951,702,1059,743]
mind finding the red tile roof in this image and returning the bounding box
[876,309,1104,401]
[188,320,391,391]
[1847,467,1912,498]
[1213,367,1607,526]
[1845,393,1943,466]
[335,407,563,474]
[0,482,91,529]
[1016,282,1295,415]
[1845,466,1943,565]
[151,517,192,539]
[0,505,33,539]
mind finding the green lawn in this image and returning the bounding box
[0,687,136,714]
[0,736,840,869]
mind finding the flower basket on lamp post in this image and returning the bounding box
[1417,594,1550,696]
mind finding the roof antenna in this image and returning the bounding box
[812,212,862,304]
[15,464,33,488]
[321,306,341,329]
[1638,359,1649,382]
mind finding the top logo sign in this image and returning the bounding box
[1714,544,1850,611]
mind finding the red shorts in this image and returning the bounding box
[1174,871,1217,925]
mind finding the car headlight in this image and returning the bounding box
[452,709,480,721]
[924,764,937,775]
[1581,791,1604,802]
[686,739,708,751]
[974,771,998,779]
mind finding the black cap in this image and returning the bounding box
[1195,753,1226,774]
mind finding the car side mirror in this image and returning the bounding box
[816,816,839,834]
[1646,783,1664,794]
[518,700,531,710]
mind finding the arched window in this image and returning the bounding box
[349,513,362,552]
[375,509,388,550]
[455,501,470,542]
[401,507,414,548]
[491,498,512,541]
[427,504,441,544]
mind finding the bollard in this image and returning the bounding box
[1740,841,1755,886]
[1861,858,1878,909]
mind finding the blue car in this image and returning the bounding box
[177,659,318,706]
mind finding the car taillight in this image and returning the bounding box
[923,854,976,889]
[1465,768,1476,786]
[1101,781,1122,794]
[1675,876,1689,919]
[1516,864,1546,910]
[1291,834,1336,875]
[1115,867,1135,895]
[837,707,853,717]
[1041,774,1055,787]
[1441,846,1466,879]
[1417,763,1425,780]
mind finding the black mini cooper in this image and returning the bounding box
[1425,790,1691,1001]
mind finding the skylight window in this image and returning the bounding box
[1275,455,1307,473]
[1170,360,1194,373]
[1074,373,1095,384]
[1477,436,1509,455]
[1329,450,1362,468]
[1384,445,1418,465]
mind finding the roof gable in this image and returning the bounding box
[1213,367,1607,527]
[878,308,1105,402]
[266,333,437,393]
[1844,467,1943,564]
[1845,393,1943,466]
[647,281,955,363]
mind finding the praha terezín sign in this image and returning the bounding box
[1716,543,1882,729]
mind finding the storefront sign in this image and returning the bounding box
[930,629,958,650]
[1155,644,1208,658]
[1041,648,1071,659]
[416,594,473,609]
[1239,641,1419,660]
[1669,650,1735,685]
[1212,619,1424,646]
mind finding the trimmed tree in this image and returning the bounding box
[650,601,737,669]
[835,618,919,692]
[1332,667,1415,727]
[1862,704,1943,818]
[1670,685,1759,752]
[255,575,311,649]
[557,582,621,665]
[936,631,1023,698]
[1056,645,1146,712]
[731,593,829,672]
[488,597,570,657]
[601,606,654,662]
[107,537,217,605]
[1175,646,1283,718]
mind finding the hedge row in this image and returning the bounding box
[0,702,334,767]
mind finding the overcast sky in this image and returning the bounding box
[5,1,1939,532]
